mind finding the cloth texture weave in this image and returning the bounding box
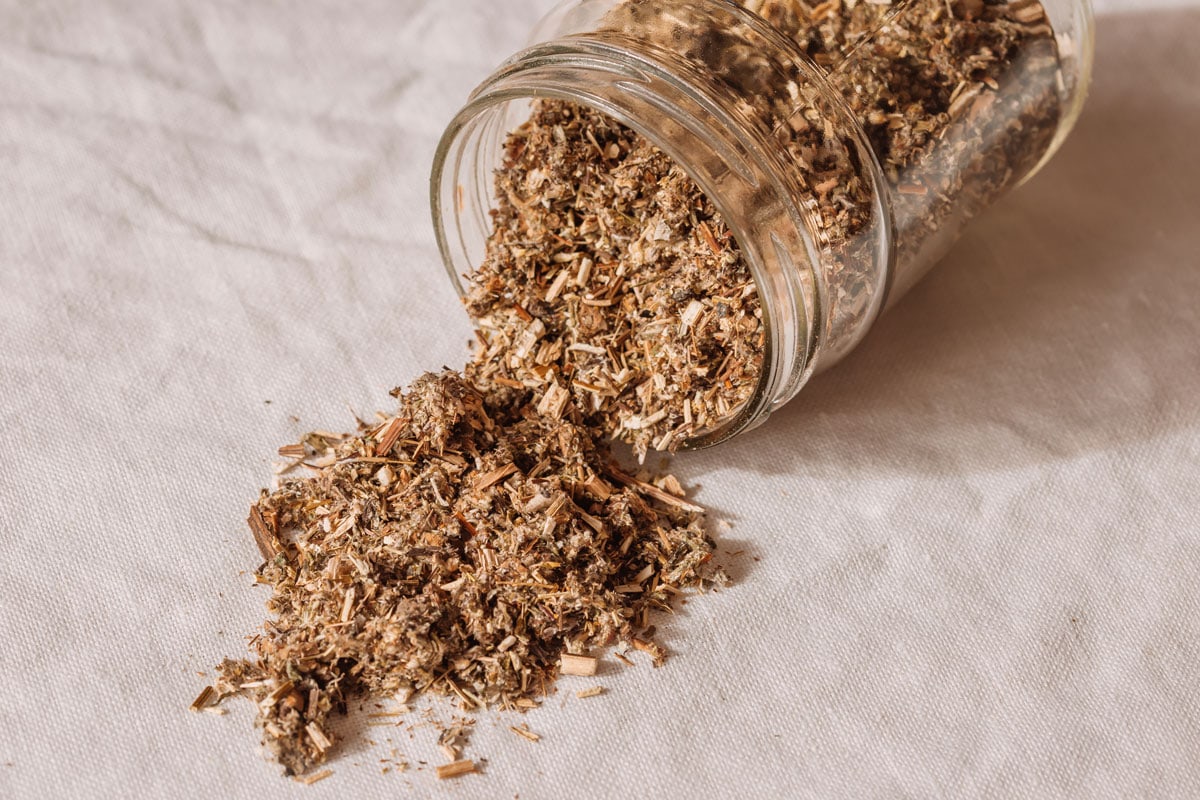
[1,1,1197,797]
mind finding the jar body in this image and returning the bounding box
[432,0,1094,445]
[772,0,1095,306]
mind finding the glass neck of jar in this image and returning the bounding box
[432,23,888,446]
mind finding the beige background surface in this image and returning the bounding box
[1,2,1198,798]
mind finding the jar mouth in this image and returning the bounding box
[431,37,832,449]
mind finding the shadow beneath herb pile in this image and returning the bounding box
[711,9,1200,481]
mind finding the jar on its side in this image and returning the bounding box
[432,0,1095,446]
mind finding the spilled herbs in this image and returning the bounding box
[208,372,727,776]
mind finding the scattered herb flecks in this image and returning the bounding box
[214,372,727,775]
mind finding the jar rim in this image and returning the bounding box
[431,39,834,448]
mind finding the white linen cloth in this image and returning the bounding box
[1,1,1197,797]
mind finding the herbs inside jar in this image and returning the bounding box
[434,0,1094,449]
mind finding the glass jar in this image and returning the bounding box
[432,0,1094,446]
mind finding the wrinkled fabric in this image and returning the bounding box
[1,2,1197,798]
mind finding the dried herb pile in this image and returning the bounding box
[210,372,726,775]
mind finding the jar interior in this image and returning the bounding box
[431,12,896,450]
[432,91,787,450]
[433,0,1093,451]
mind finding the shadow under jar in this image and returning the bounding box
[432,0,1095,447]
